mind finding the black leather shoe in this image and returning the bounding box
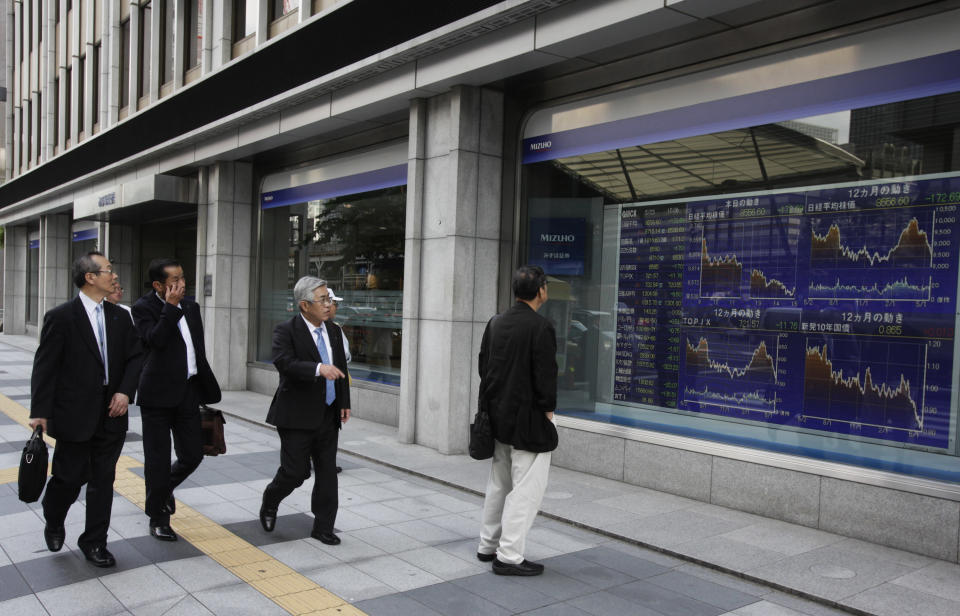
[260,506,277,532]
[150,524,178,541]
[492,559,544,576]
[477,552,496,562]
[43,525,65,552]
[81,545,116,568]
[336,466,343,474]
[310,530,341,545]
[161,496,176,515]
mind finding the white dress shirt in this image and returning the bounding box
[157,293,198,378]
[301,315,334,377]
[79,292,108,375]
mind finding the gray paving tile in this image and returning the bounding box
[567,589,665,616]
[124,534,201,564]
[677,534,787,572]
[99,565,186,610]
[222,513,315,547]
[514,567,599,601]
[312,534,387,563]
[347,502,416,525]
[383,480,439,498]
[576,545,672,579]
[527,526,601,553]
[395,546,487,580]
[389,519,464,546]
[353,554,444,591]
[847,581,960,616]
[674,564,778,597]
[609,509,751,549]
[647,570,759,611]
[0,563,32,601]
[347,483,407,502]
[425,513,479,538]
[892,560,960,603]
[354,593,445,616]
[523,604,594,616]
[345,526,428,554]
[156,556,242,593]
[1,529,62,563]
[542,553,635,589]
[759,591,857,616]
[192,582,289,616]
[731,600,810,615]
[405,581,510,616]
[720,521,842,556]
[452,571,555,612]
[0,593,50,616]
[435,538,485,564]
[192,502,258,525]
[36,578,124,616]
[149,594,215,616]
[15,552,100,592]
[746,544,915,601]
[0,511,44,540]
[382,496,452,519]
[608,579,726,616]
[260,539,339,571]
[420,492,481,514]
[306,562,395,602]
[342,468,397,484]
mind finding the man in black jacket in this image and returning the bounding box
[29,252,143,568]
[260,276,351,545]
[476,265,558,576]
[132,258,221,542]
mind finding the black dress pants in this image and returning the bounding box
[42,422,125,551]
[140,380,202,525]
[263,417,339,533]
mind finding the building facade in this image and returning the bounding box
[3,0,960,561]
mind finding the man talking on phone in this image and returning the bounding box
[132,258,221,542]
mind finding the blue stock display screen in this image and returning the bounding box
[615,175,960,450]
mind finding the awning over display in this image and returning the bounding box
[550,124,864,202]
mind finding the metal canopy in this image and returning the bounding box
[551,124,865,203]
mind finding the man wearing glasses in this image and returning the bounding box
[29,252,143,567]
[132,258,221,542]
[260,276,351,545]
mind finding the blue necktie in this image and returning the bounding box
[95,304,108,385]
[315,327,336,405]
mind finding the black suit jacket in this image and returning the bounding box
[479,301,558,452]
[30,296,143,442]
[132,292,220,407]
[267,316,351,430]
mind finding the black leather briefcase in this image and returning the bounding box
[18,426,48,503]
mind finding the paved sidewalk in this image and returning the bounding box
[1,333,958,615]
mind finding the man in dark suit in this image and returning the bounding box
[477,265,558,576]
[29,252,143,568]
[260,276,351,545]
[132,258,221,542]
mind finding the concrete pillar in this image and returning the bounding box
[38,214,71,322]
[105,222,138,300]
[398,86,504,454]
[197,161,253,391]
[2,226,29,334]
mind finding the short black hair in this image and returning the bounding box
[72,252,106,289]
[512,265,547,301]
[147,257,181,284]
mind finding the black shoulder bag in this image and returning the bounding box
[469,317,497,460]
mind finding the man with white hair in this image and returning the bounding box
[260,276,351,544]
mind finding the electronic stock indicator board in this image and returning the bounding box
[615,175,960,450]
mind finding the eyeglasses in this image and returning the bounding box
[93,270,115,276]
[305,296,333,305]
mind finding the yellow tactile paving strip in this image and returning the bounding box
[0,393,366,616]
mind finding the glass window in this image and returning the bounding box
[119,18,130,108]
[53,77,59,146]
[160,0,174,84]
[184,0,202,71]
[27,239,40,325]
[233,0,256,40]
[77,55,85,133]
[258,186,406,385]
[64,66,71,138]
[138,1,151,99]
[270,0,298,21]
[522,90,960,481]
[92,43,100,124]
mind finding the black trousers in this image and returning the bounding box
[263,417,340,533]
[42,420,125,551]
[140,380,203,525]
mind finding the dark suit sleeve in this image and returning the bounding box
[132,298,184,350]
[30,310,65,419]
[272,321,321,382]
[531,320,558,414]
[117,318,144,400]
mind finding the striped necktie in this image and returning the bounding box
[95,303,108,385]
[315,327,336,405]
